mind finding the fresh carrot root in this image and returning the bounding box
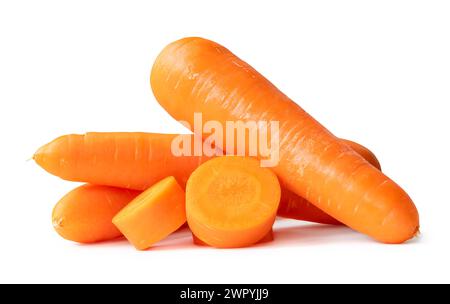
[186,156,280,248]
[113,176,186,250]
[151,37,419,243]
[52,184,140,243]
[35,132,381,226]
[277,140,381,224]
[193,229,274,246]
[34,132,208,190]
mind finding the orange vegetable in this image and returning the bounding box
[52,184,140,243]
[35,133,381,226]
[186,156,280,248]
[34,132,207,190]
[278,139,381,224]
[112,176,186,250]
[341,139,381,170]
[192,230,274,246]
[151,37,419,243]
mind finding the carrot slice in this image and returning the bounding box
[151,37,419,243]
[186,156,280,248]
[52,184,140,243]
[192,230,274,246]
[112,176,186,250]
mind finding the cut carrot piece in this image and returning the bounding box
[151,37,419,243]
[192,230,274,246]
[52,184,140,243]
[186,156,280,248]
[112,176,186,250]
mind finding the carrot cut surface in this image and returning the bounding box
[192,230,274,246]
[112,176,186,250]
[151,37,419,243]
[186,156,280,248]
[52,184,140,243]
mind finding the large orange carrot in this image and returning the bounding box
[52,184,140,243]
[35,133,381,226]
[278,139,381,224]
[113,176,186,250]
[186,156,280,248]
[150,37,419,243]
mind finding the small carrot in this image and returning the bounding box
[112,176,186,250]
[151,37,419,243]
[186,156,280,248]
[52,184,140,243]
[35,133,381,226]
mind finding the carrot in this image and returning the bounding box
[341,139,381,170]
[35,133,381,226]
[150,37,419,243]
[112,176,186,250]
[192,230,274,246]
[278,140,381,224]
[186,156,280,248]
[33,132,208,190]
[52,184,140,243]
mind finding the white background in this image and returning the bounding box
[1,0,449,283]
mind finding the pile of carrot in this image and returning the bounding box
[35,37,419,250]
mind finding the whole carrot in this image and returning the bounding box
[35,133,381,226]
[150,37,419,243]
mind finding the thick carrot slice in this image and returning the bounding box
[52,184,140,243]
[192,230,274,246]
[151,37,419,243]
[112,176,186,250]
[35,133,381,226]
[186,156,280,248]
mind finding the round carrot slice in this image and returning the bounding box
[186,156,280,248]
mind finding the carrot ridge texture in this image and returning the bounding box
[150,37,419,243]
[52,184,140,243]
[112,176,186,250]
[186,156,281,248]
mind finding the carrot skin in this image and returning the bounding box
[52,184,140,243]
[34,132,207,190]
[150,37,419,243]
